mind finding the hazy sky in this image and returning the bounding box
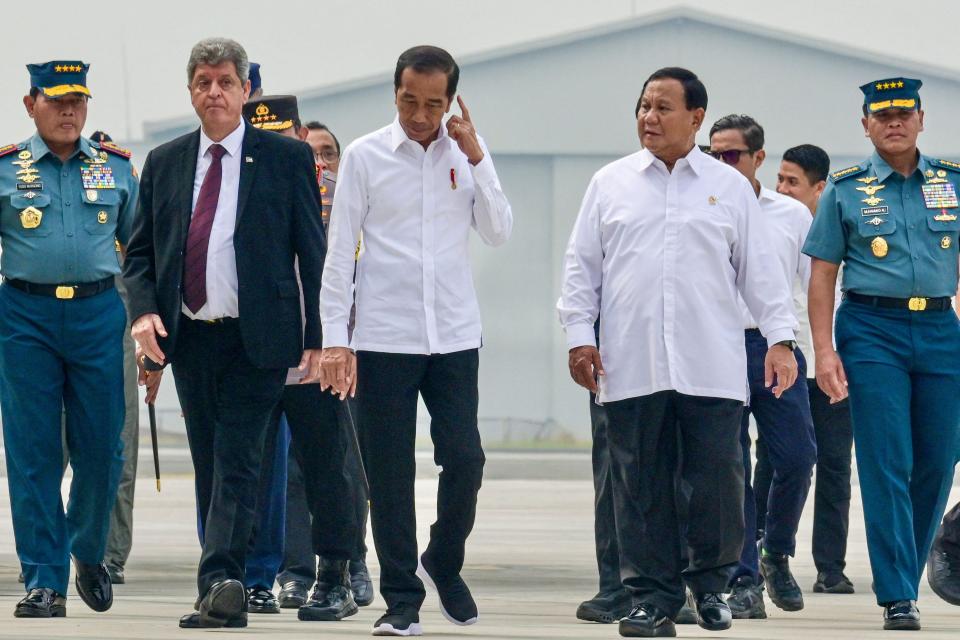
[1,0,958,144]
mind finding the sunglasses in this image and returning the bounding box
[709,149,751,165]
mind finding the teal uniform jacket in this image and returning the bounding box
[803,151,960,298]
[0,133,138,284]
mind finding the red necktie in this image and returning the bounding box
[183,143,226,313]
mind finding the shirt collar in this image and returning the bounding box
[759,185,778,202]
[389,114,449,153]
[199,120,245,158]
[29,131,88,162]
[871,149,926,182]
[635,144,703,176]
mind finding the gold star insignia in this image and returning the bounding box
[884,82,891,89]
[876,83,883,90]
[898,80,904,88]
[55,65,62,72]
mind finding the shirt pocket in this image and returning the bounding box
[82,189,120,235]
[926,211,960,233]
[8,192,54,237]
[856,212,896,237]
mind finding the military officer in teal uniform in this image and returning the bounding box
[804,77,960,631]
[0,61,138,618]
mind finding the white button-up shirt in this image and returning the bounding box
[182,120,244,320]
[740,186,812,329]
[320,116,512,354]
[557,147,796,404]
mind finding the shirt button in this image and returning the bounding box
[65,201,71,207]
[909,224,915,229]
[66,232,73,237]
[905,194,911,199]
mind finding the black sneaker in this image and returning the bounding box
[417,553,478,625]
[618,603,676,637]
[813,571,855,594]
[883,600,920,631]
[760,551,804,611]
[694,593,732,631]
[726,576,767,619]
[576,589,631,623]
[373,604,422,636]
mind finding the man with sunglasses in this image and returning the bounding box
[708,116,817,621]
[804,77,960,631]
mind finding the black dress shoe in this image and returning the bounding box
[883,600,920,630]
[927,538,960,605]
[298,558,359,621]
[618,603,676,637]
[198,579,245,627]
[248,586,280,614]
[14,588,66,618]
[694,593,732,631]
[179,611,248,628]
[278,580,309,609]
[760,551,804,611]
[107,566,125,585]
[417,552,478,625]
[576,589,631,623]
[351,557,375,607]
[813,571,854,594]
[73,558,113,612]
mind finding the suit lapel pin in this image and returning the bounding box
[245,156,254,163]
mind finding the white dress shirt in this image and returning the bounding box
[320,116,513,354]
[794,265,843,376]
[557,147,797,404]
[740,187,812,329]
[182,120,244,320]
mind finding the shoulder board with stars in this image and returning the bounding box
[829,164,867,183]
[99,141,132,159]
[0,143,18,158]
[930,158,960,173]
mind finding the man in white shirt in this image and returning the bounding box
[558,67,798,638]
[318,45,512,637]
[708,117,817,620]
[775,144,857,596]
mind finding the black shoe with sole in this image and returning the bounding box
[576,588,631,623]
[618,603,676,637]
[198,579,245,628]
[278,580,309,609]
[298,558,359,621]
[248,586,280,614]
[726,576,766,619]
[14,588,66,618]
[106,566,125,585]
[179,611,248,628]
[813,571,854,594]
[760,551,804,611]
[73,558,113,612]
[695,593,732,631]
[350,558,375,607]
[673,589,698,624]
[417,553,478,625]
[373,604,422,636]
[883,600,920,631]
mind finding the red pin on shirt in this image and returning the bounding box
[450,168,457,190]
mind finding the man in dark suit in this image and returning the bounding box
[122,37,325,629]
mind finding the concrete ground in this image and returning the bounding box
[0,452,958,639]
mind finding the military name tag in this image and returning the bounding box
[80,165,116,189]
[921,182,958,209]
[20,206,42,229]
[17,182,42,190]
[861,206,889,216]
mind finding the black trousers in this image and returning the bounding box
[273,383,360,561]
[588,394,622,595]
[605,390,744,617]
[356,349,484,611]
[808,379,853,573]
[278,395,370,586]
[171,318,286,597]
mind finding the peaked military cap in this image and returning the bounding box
[27,60,91,98]
[860,77,922,114]
[243,94,299,131]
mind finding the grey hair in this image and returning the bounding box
[187,37,249,84]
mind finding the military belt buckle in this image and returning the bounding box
[908,297,927,311]
[55,286,76,300]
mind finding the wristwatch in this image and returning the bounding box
[775,340,797,351]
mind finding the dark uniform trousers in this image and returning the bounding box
[604,390,745,617]
[171,317,286,597]
[836,299,960,603]
[734,330,816,582]
[588,394,622,596]
[0,283,126,594]
[356,349,484,611]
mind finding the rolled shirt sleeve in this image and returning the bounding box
[469,137,513,247]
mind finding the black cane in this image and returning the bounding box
[148,402,161,492]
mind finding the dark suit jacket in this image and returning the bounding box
[122,123,325,369]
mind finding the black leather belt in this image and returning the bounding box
[4,277,114,300]
[845,291,952,312]
[183,314,239,326]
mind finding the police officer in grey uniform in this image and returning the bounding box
[0,60,137,618]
